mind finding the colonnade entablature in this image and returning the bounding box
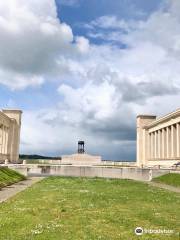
[0,109,22,163]
[137,108,180,167]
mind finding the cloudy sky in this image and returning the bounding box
[0,0,180,160]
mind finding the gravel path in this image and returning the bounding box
[0,177,44,203]
[148,181,180,193]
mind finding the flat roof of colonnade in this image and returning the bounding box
[138,108,180,130]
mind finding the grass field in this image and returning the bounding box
[0,167,26,189]
[0,177,179,240]
[153,173,180,187]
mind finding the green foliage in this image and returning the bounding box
[153,173,180,187]
[0,167,26,189]
[0,177,179,240]
[19,154,61,160]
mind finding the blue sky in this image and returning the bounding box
[0,0,162,109]
[0,0,179,160]
[57,0,162,23]
[57,0,162,44]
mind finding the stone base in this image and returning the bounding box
[61,153,102,166]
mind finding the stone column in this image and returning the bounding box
[171,125,175,158]
[3,126,6,155]
[5,127,9,155]
[158,130,161,159]
[166,127,169,158]
[142,129,146,164]
[1,125,3,154]
[156,131,159,159]
[174,124,177,158]
[136,115,156,167]
[162,128,165,159]
[150,132,154,159]
[154,131,157,159]
[0,125,2,155]
[148,133,151,159]
[147,132,151,160]
[2,125,5,154]
[4,126,8,155]
[165,128,167,159]
[177,123,180,157]
[153,132,155,159]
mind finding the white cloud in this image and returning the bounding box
[75,36,90,54]
[86,15,131,30]
[0,0,88,89]
[58,81,117,120]
[85,15,138,43]
[54,0,180,158]
[20,105,136,160]
[0,70,44,90]
[1,0,180,159]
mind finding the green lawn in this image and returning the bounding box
[0,177,179,240]
[0,167,26,189]
[153,173,180,187]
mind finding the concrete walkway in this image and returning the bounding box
[148,181,180,193]
[0,177,44,203]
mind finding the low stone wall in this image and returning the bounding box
[147,160,180,167]
[101,161,136,166]
[36,159,62,164]
[8,164,28,176]
[5,164,169,182]
[170,170,180,174]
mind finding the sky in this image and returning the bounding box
[0,0,180,160]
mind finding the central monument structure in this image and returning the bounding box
[78,141,85,154]
[61,141,102,165]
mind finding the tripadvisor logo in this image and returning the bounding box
[135,227,174,235]
[135,227,143,235]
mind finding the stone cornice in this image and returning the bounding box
[145,108,180,129]
[2,109,23,114]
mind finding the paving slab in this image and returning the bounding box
[148,181,180,193]
[0,177,44,203]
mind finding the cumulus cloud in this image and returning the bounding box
[53,0,180,159]
[1,0,180,159]
[0,0,88,89]
[85,15,131,30]
[21,106,136,160]
[75,36,90,54]
[85,15,137,43]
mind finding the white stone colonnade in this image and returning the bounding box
[137,109,180,167]
[0,110,22,163]
[148,123,180,160]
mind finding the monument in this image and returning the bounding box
[0,109,22,163]
[78,141,85,154]
[137,108,180,167]
[61,141,102,165]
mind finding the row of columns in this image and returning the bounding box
[0,124,9,155]
[149,123,180,159]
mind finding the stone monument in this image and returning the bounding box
[61,141,102,166]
